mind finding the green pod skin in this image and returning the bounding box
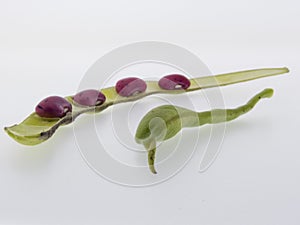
[135,88,274,174]
[5,68,288,146]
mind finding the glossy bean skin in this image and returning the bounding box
[35,96,72,118]
[115,77,147,97]
[73,89,106,106]
[158,74,190,90]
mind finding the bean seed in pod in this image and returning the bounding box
[73,89,106,106]
[35,96,72,118]
[158,74,190,90]
[115,77,147,97]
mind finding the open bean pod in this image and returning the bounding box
[4,67,289,146]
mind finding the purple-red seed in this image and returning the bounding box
[35,96,72,118]
[115,77,147,97]
[73,89,106,106]
[158,74,191,90]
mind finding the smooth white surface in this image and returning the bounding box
[1,0,300,224]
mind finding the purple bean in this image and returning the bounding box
[115,77,147,97]
[158,74,191,90]
[35,96,72,118]
[73,89,106,106]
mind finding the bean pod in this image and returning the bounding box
[115,77,147,97]
[135,88,274,174]
[73,89,106,106]
[158,74,190,90]
[35,96,72,118]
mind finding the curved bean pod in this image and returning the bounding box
[135,88,274,174]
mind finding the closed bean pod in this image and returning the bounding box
[115,77,147,97]
[73,89,106,106]
[35,96,72,118]
[158,74,190,90]
[135,88,274,174]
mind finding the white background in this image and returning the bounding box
[0,0,299,224]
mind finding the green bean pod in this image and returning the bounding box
[135,88,274,174]
[5,67,287,146]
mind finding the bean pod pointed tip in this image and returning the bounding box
[258,88,274,99]
[150,166,157,174]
